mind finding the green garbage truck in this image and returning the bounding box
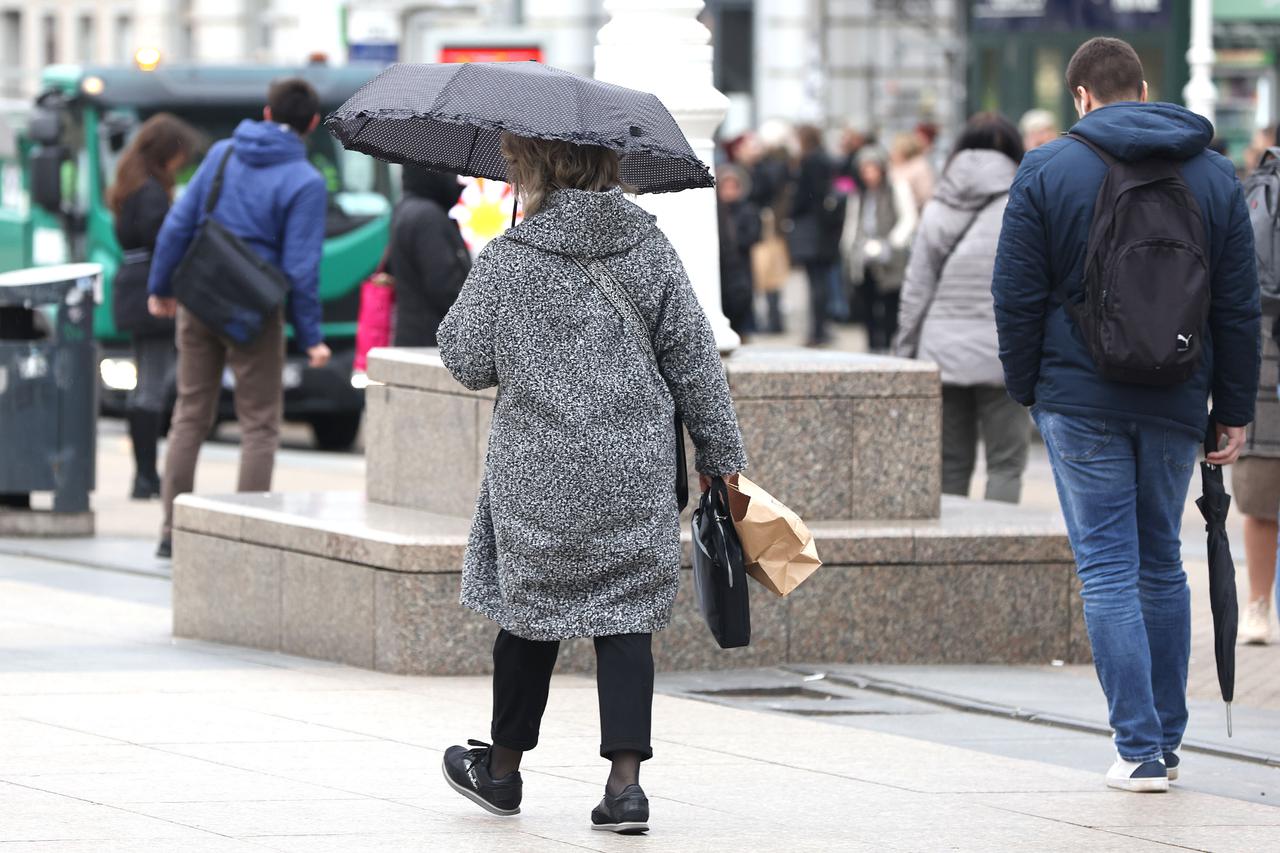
[0,62,394,450]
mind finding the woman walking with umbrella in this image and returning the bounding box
[438,133,747,835]
[328,62,747,833]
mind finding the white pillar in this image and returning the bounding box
[1183,0,1217,125]
[594,0,739,352]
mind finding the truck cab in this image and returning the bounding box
[0,62,393,451]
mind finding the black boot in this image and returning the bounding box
[128,409,161,500]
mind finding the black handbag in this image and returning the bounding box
[170,146,292,344]
[692,476,750,649]
[573,257,689,510]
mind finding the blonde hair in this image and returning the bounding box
[890,131,924,162]
[500,132,627,217]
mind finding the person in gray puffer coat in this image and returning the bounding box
[437,132,747,826]
[894,113,1030,503]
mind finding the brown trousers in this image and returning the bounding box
[161,308,284,539]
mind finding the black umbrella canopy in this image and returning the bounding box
[324,62,713,194]
[1195,434,1238,736]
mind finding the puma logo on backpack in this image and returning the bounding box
[1061,132,1210,386]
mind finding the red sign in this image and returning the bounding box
[439,46,543,64]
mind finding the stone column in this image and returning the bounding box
[594,0,739,352]
[1183,0,1217,124]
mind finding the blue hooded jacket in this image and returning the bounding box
[148,120,328,349]
[992,102,1260,437]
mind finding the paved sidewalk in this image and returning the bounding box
[3,556,1278,852]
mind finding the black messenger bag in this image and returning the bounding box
[170,146,292,345]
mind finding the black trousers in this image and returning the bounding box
[803,261,834,343]
[859,269,900,352]
[490,629,655,760]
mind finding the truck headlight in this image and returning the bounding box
[100,358,138,391]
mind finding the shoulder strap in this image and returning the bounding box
[573,256,661,375]
[940,192,1007,270]
[204,146,236,217]
[1067,131,1116,167]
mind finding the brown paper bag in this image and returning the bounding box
[751,210,791,294]
[727,475,822,597]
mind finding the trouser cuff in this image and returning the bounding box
[491,726,538,752]
[600,741,653,761]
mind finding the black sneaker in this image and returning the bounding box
[441,740,521,816]
[156,538,172,559]
[591,784,650,834]
[1163,751,1180,782]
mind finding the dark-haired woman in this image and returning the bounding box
[894,112,1029,502]
[388,166,471,347]
[107,113,199,499]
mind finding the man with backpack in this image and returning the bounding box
[147,78,331,559]
[993,37,1260,792]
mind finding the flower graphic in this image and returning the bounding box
[451,177,522,255]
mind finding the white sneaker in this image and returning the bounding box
[1240,598,1272,645]
[1106,756,1169,793]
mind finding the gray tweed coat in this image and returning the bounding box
[437,188,748,641]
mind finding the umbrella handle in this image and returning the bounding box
[1204,424,1227,458]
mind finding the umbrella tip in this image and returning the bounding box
[1226,702,1233,737]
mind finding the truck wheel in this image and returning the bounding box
[310,414,362,452]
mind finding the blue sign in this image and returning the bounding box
[349,42,399,64]
[970,0,1171,32]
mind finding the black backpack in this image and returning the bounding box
[1062,132,1210,386]
[1242,148,1280,314]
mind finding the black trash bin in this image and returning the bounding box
[0,263,100,530]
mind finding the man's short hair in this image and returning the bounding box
[1065,37,1144,105]
[268,78,321,135]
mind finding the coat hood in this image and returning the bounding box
[1070,102,1213,163]
[934,149,1018,210]
[402,165,464,210]
[231,119,309,167]
[503,188,657,258]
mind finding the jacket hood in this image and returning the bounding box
[403,165,464,210]
[1070,102,1213,162]
[231,119,308,167]
[502,188,657,258]
[934,149,1018,210]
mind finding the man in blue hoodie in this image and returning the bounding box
[147,78,331,558]
[993,38,1260,792]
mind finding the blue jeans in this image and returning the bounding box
[1034,408,1198,762]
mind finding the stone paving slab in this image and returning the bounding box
[3,555,1278,852]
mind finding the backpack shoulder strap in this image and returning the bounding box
[1066,131,1116,168]
[204,145,236,217]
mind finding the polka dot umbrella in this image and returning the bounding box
[324,61,714,195]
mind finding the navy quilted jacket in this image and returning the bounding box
[992,102,1260,436]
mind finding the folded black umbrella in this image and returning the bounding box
[324,62,713,194]
[1195,429,1238,736]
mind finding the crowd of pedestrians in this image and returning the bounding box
[711,36,1272,795]
[92,36,1276,816]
